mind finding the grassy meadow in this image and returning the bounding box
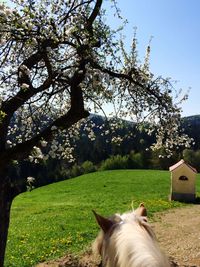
[5,170,200,267]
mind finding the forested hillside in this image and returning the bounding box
[11,114,200,188]
[182,115,200,149]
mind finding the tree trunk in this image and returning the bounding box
[0,179,17,267]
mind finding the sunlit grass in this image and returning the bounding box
[5,170,200,267]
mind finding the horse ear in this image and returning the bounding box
[93,210,114,233]
[135,203,147,217]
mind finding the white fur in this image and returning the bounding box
[93,211,170,267]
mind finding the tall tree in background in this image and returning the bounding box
[0,0,190,265]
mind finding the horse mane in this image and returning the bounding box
[93,205,170,267]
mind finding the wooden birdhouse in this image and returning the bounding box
[169,159,197,202]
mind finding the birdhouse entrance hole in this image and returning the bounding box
[179,175,188,181]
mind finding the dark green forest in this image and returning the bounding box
[11,115,200,189]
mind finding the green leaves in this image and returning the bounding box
[0,110,6,123]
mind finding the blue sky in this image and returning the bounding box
[4,0,199,117]
[106,0,200,117]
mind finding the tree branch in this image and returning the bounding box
[87,0,103,28]
[0,107,89,164]
[89,60,169,108]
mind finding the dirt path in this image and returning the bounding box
[36,205,200,267]
[152,204,200,267]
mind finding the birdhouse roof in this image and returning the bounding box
[169,159,197,173]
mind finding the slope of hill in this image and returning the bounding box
[6,169,198,267]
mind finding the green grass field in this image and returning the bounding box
[5,170,200,267]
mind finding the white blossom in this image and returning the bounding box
[27,176,35,183]
[26,176,35,191]
[28,155,34,162]
[21,83,29,90]
[19,65,30,76]
[51,126,57,131]
[0,0,192,169]
[41,140,47,147]
[6,140,12,145]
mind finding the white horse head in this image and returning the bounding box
[93,203,170,267]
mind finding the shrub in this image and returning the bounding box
[70,164,83,178]
[127,151,144,169]
[100,155,128,170]
[81,161,96,174]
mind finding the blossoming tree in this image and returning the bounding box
[0,0,190,265]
